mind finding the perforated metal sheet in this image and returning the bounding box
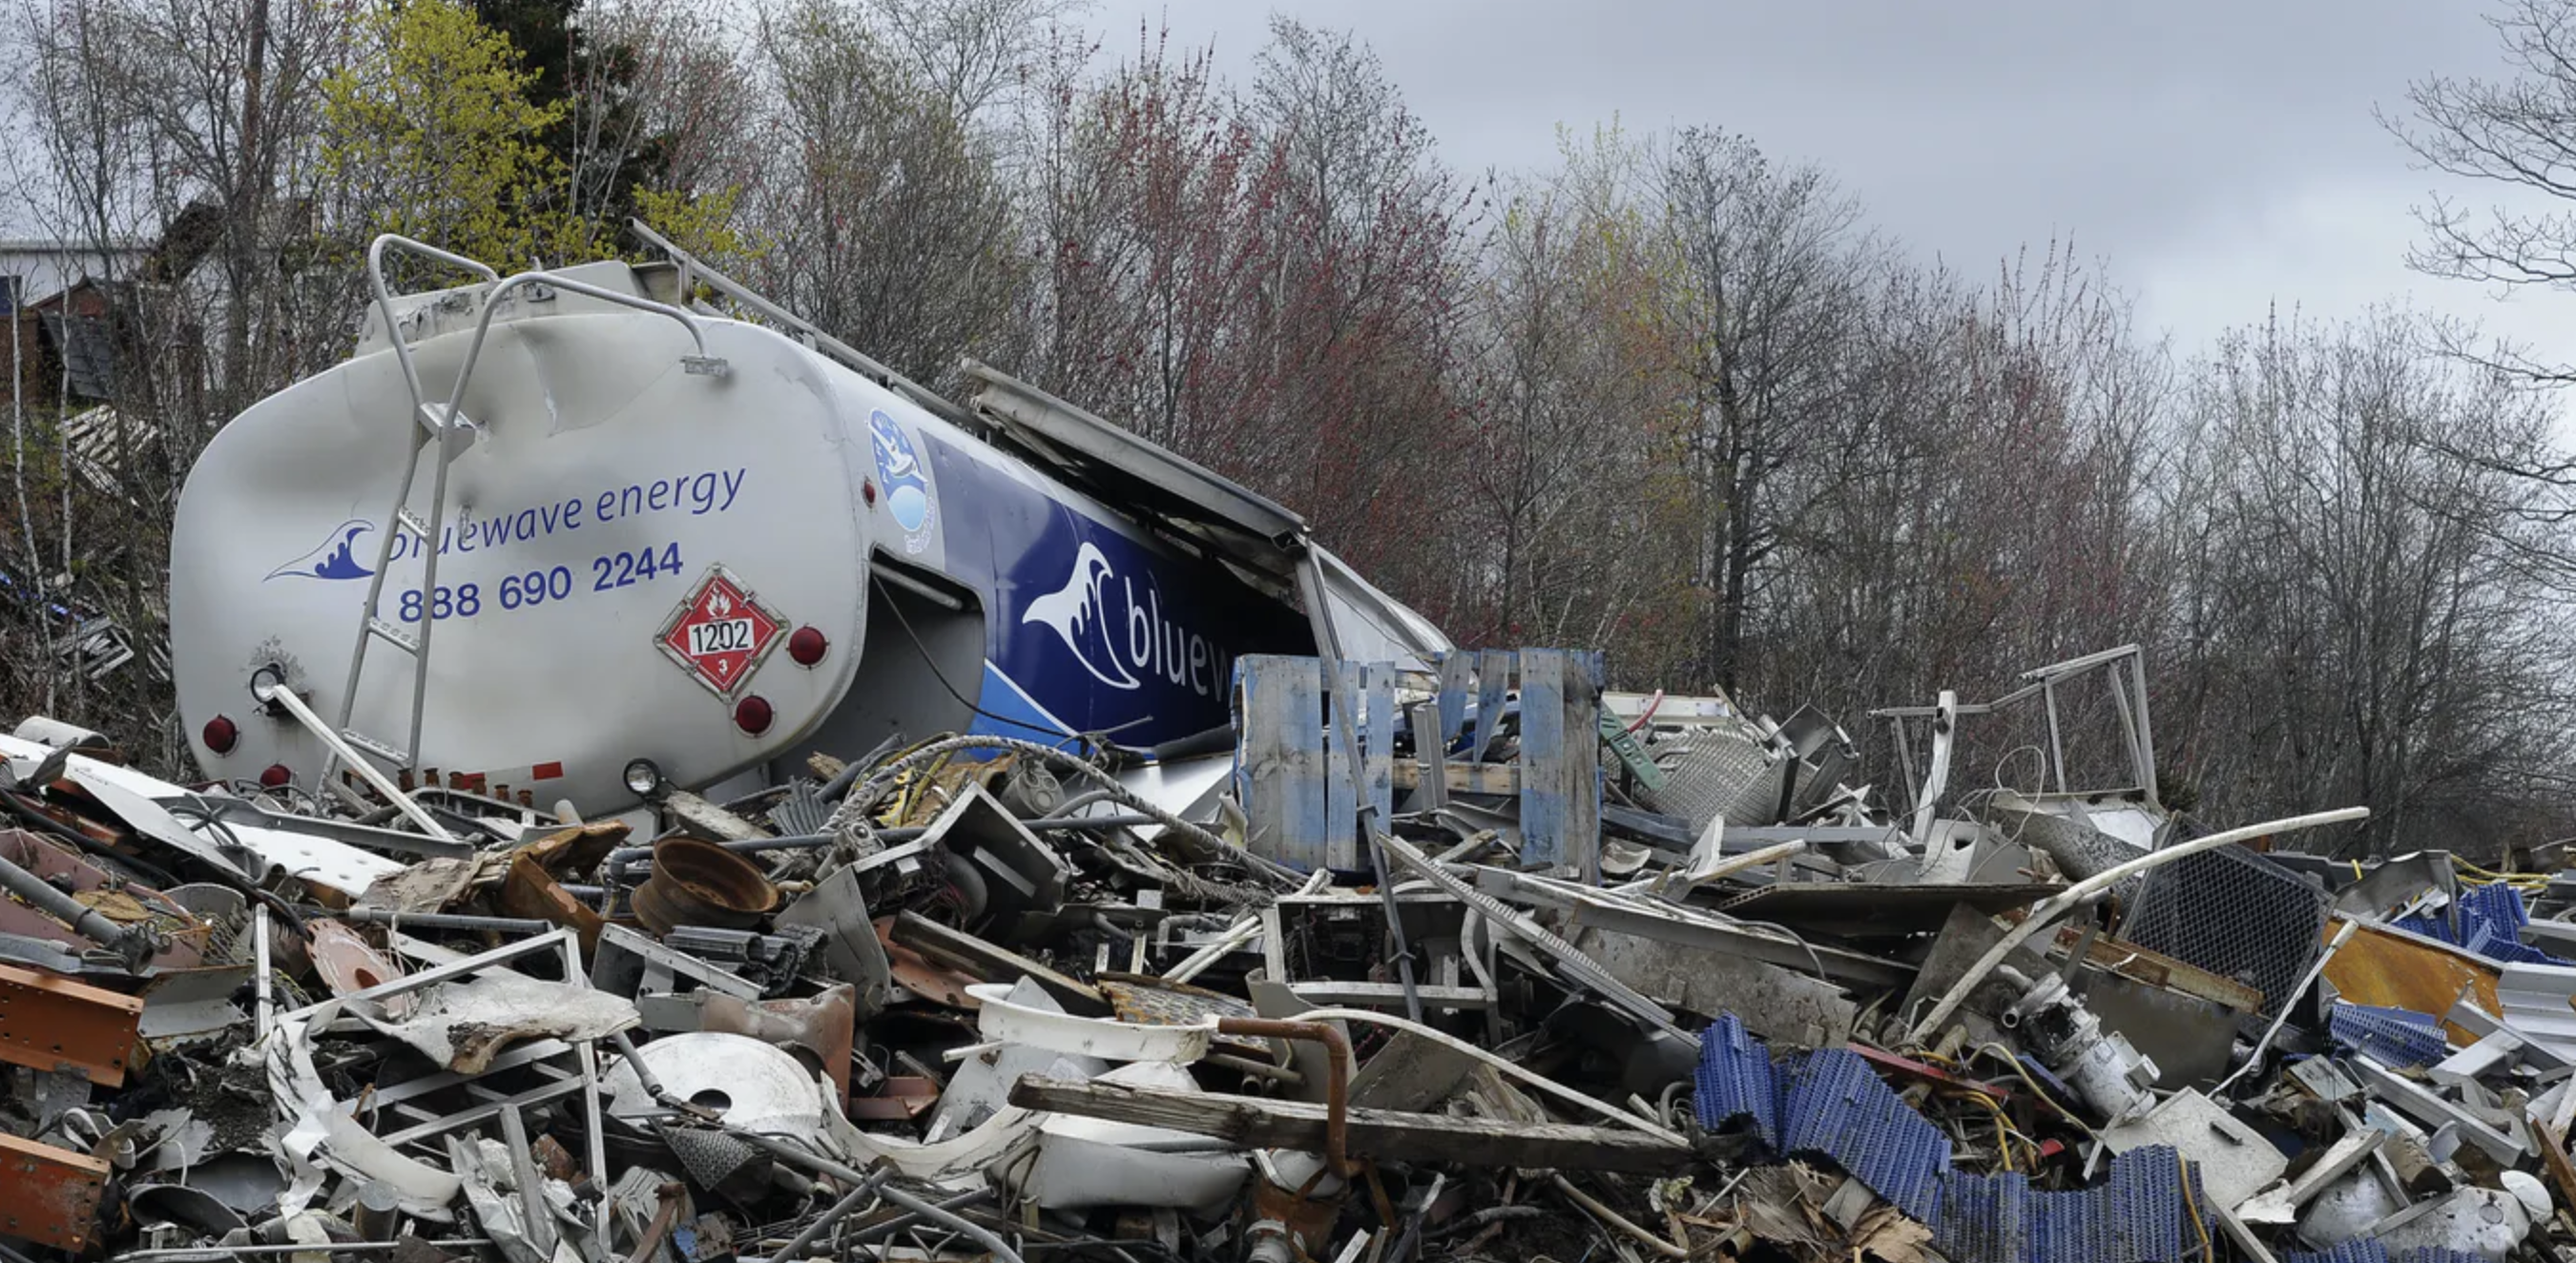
[2117,840,2329,1020]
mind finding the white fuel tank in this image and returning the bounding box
[171,261,918,811]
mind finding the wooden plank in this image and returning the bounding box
[1391,761,1521,795]
[1323,659,1359,870]
[1287,982,1493,1008]
[1362,663,1394,830]
[1473,650,1513,760]
[1235,655,1328,869]
[1436,652,1472,750]
[1407,700,1447,811]
[1006,1077,1689,1172]
[1517,649,1601,880]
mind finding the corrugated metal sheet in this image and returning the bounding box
[2496,963,2576,1063]
[1693,1012,1779,1146]
[2329,1002,2449,1067]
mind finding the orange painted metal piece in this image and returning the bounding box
[0,1131,110,1253]
[2320,917,2500,1046]
[0,960,145,1086]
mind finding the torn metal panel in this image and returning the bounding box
[1572,924,1853,1046]
[352,968,638,1074]
[772,864,892,1016]
[2493,963,2576,1064]
[1474,866,1911,989]
[0,1131,110,1253]
[2347,1054,2529,1165]
[2101,1088,2288,1211]
[1714,881,2059,939]
[0,959,143,1085]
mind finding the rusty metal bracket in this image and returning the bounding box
[1216,1016,1351,1177]
[0,1131,110,1252]
[0,959,144,1086]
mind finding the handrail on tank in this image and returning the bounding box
[364,235,502,422]
[438,271,724,427]
[335,240,729,794]
[384,269,727,776]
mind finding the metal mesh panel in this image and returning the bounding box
[1650,722,1785,831]
[2116,842,2330,1021]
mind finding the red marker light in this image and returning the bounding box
[202,715,239,755]
[258,764,292,788]
[862,481,877,506]
[787,627,827,666]
[734,695,774,735]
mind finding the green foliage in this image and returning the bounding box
[634,184,755,266]
[322,0,594,268]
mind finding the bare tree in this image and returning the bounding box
[2164,309,2576,854]
[735,0,1028,386]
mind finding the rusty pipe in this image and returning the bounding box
[1216,1017,1349,1178]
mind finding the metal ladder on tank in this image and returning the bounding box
[301,235,728,814]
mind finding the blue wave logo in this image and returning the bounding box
[868,410,934,535]
[265,520,377,582]
[1022,541,1140,690]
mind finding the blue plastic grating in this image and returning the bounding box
[1692,1012,1780,1146]
[2328,1002,2448,1067]
[2394,881,2566,966]
[1692,1019,2212,1263]
[2283,1242,2492,1263]
[1776,1047,1953,1225]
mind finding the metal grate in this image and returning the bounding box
[1650,723,1785,832]
[2116,841,2329,1021]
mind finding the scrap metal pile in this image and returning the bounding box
[4,646,2575,1263]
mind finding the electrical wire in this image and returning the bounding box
[872,574,1092,750]
[2178,1151,2212,1261]
[1974,1043,2101,1141]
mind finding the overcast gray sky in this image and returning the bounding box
[1091,0,2576,366]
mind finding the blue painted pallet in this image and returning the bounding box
[1233,648,1604,877]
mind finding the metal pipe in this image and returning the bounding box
[1216,1016,1350,1177]
[762,1168,892,1263]
[709,1129,1027,1263]
[331,907,551,934]
[1906,806,2371,1043]
[874,1183,1022,1263]
[1167,871,1333,983]
[836,1188,990,1250]
[251,668,453,843]
[599,814,1168,870]
[112,1242,493,1261]
[0,849,159,970]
